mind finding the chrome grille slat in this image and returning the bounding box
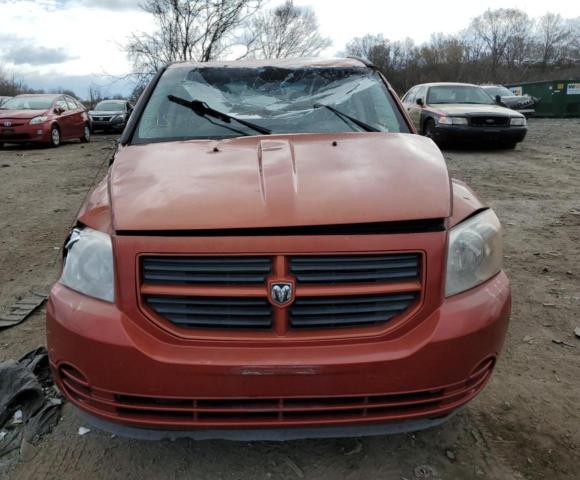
[290,293,417,328]
[290,254,419,284]
[143,256,272,285]
[146,296,272,329]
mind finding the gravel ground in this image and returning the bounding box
[0,121,578,479]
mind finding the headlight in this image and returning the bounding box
[60,227,115,302]
[445,209,502,297]
[30,115,48,125]
[510,117,526,126]
[438,116,468,125]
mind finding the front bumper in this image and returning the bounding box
[47,271,511,438]
[90,117,125,131]
[0,123,52,143]
[434,124,527,144]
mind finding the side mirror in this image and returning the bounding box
[416,97,424,106]
[495,95,502,105]
[54,107,64,115]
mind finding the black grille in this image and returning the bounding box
[146,295,272,329]
[290,254,419,284]
[142,256,272,285]
[289,293,417,328]
[469,116,510,127]
[0,133,30,140]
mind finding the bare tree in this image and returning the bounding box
[126,0,263,78]
[536,13,572,66]
[242,0,331,59]
[470,8,532,78]
[345,34,387,60]
[346,35,418,92]
[419,34,467,81]
[344,9,580,93]
[88,86,103,107]
[0,65,44,96]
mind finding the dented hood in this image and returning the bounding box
[110,133,451,232]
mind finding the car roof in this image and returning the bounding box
[167,57,369,70]
[413,82,481,88]
[14,93,61,98]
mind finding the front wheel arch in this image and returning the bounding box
[421,116,435,135]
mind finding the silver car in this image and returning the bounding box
[89,100,133,132]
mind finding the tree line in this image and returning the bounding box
[126,2,580,95]
[346,9,580,93]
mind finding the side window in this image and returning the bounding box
[415,86,427,103]
[65,97,77,110]
[55,98,69,111]
[404,87,417,104]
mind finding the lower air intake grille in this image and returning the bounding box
[145,296,273,329]
[290,254,419,284]
[142,256,272,285]
[289,293,417,328]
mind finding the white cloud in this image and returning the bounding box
[0,0,152,77]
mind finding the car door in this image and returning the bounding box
[54,97,73,138]
[403,87,423,131]
[66,96,84,137]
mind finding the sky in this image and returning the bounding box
[0,0,578,98]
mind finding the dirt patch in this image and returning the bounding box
[0,121,578,479]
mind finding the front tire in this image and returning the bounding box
[49,125,61,148]
[423,119,437,141]
[80,124,91,143]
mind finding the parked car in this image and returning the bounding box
[0,96,12,107]
[47,58,510,440]
[402,82,527,148]
[89,99,133,132]
[481,85,537,116]
[0,94,90,148]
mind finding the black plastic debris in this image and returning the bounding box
[0,293,47,329]
[0,347,63,457]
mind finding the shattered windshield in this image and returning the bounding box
[133,66,409,143]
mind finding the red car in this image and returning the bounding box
[47,58,510,440]
[0,94,91,148]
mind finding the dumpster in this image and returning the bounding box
[505,80,580,117]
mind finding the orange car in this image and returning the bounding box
[47,58,510,440]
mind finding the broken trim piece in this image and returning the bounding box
[0,293,47,329]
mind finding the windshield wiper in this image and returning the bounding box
[314,103,380,133]
[168,95,271,136]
